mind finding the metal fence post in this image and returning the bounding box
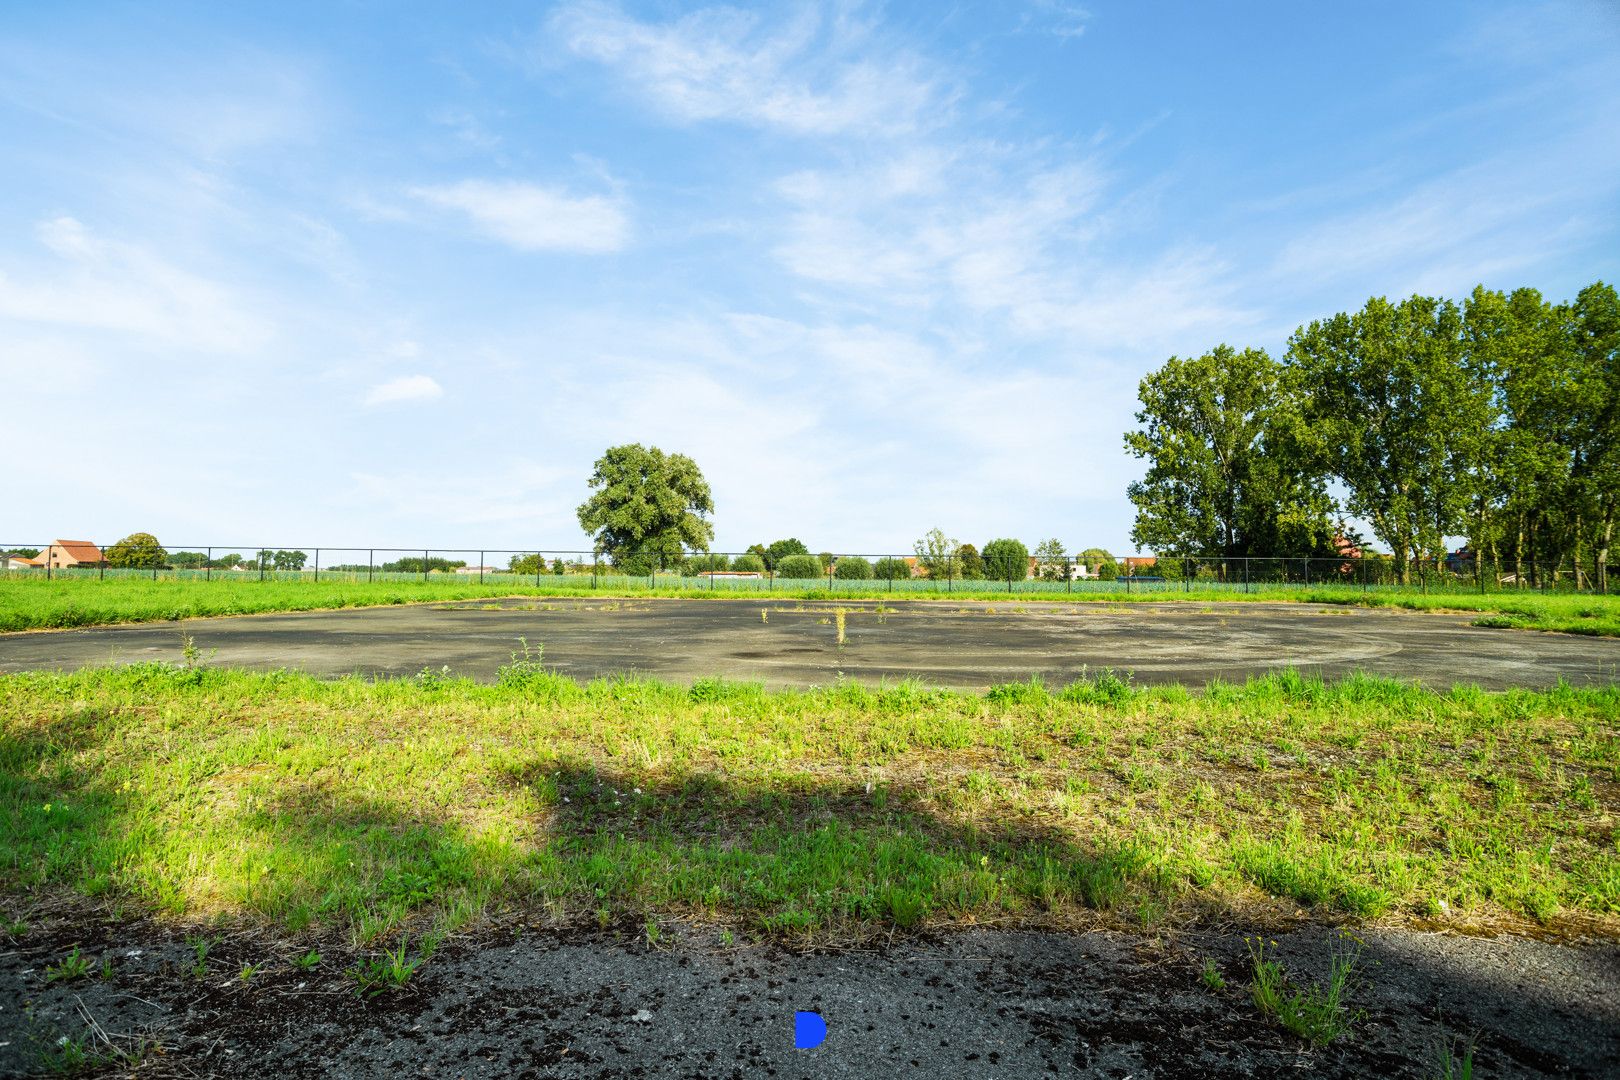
[536,555,542,587]
[314,548,320,583]
[1303,558,1309,589]
[422,550,428,583]
[1244,558,1249,594]
[479,551,484,585]
[260,551,266,582]
[368,550,374,584]
[206,547,212,582]
[99,547,104,581]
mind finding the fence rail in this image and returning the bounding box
[2,544,1611,595]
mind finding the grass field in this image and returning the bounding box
[3,663,1615,946]
[3,575,1619,636]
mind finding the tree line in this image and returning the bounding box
[1124,281,1619,589]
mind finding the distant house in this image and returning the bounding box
[904,556,925,578]
[1331,534,1363,559]
[3,554,39,571]
[34,540,105,570]
[454,565,501,575]
[1123,556,1157,574]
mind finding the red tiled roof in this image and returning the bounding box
[51,540,105,562]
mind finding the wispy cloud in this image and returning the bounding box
[409,179,630,252]
[1018,0,1092,41]
[548,1,949,136]
[0,217,271,352]
[363,374,444,406]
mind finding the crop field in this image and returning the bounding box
[4,573,1619,636]
[4,664,1615,945]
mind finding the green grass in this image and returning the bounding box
[2,664,1616,942]
[4,574,1619,635]
[1248,932,1364,1046]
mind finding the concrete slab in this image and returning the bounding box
[2,598,1617,691]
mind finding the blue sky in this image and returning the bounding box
[3,1,1618,558]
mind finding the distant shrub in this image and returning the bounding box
[981,538,1029,582]
[774,554,824,580]
[106,532,166,569]
[685,553,731,573]
[731,553,766,574]
[834,557,873,580]
[872,557,911,581]
[764,539,809,570]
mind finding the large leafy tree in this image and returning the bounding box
[1288,297,1494,580]
[953,543,984,580]
[105,532,167,569]
[981,538,1029,581]
[578,444,715,575]
[1032,538,1068,580]
[1571,282,1619,593]
[763,538,809,570]
[1125,345,1334,559]
[912,528,957,579]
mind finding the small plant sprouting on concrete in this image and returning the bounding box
[1432,1035,1477,1079]
[761,608,768,624]
[497,638,546,688]
[293,948,321,970]
[350,937,424,998]
[238,962,259,983]
[1200,957,1226,992]
[180,630,202,668]
[1248,934,1364,1046]
[835,608,847,646]
[44,946,94,983]
[186,935,215,979]
[644,920,663,947]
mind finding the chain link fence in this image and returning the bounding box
[2,543,1611,595]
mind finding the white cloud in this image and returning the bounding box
[0,217,272,352]
[549,1,948,136]
[410,179,629,252]
[1019,0,1092,41]
[363,374,444,406]
[348,462,568,528]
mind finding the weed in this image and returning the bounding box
[350,936,424,998]
[35,1002,162,1076]
[1248,934,1364,1046]
[644,920,663,947]
[1432,1035,1477,1079]
[180,630,200,667]
[1201,957,1226,992]
[186,935,215,979]
[293,948,321,970]
[835,608,847,646]
[414,665,454,690]
[238,962,259,983]
[2,917,28,937]
[44,946,93,983]
[761,608,767,624]
[497,638,546,687]
[99,956,114,981]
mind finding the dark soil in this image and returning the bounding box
[2,908,1616,1078]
